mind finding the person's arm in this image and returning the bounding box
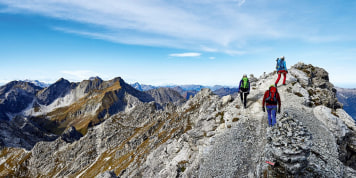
[262,91,267,112]
[276,62,279,70]
[276,58,279,69]
[238,80,242,91]
[248,80,250,92]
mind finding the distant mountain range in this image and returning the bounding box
[1,63,356,177]
[337,87,356,120]
[131,82,238,99]
[2,79,355,121]
[131,82,232,92]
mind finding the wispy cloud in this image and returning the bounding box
[209,57,216,60]
[200,46,218,52]
[169,52,201,57]
[61,70,100,81]
[0,0,351,54]
[236,0,246,7]
[0,0,279,54]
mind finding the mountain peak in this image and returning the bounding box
[55,78,70,84]
[89,76,103,81]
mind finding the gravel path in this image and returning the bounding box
[199,91,268,178]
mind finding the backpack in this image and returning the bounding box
[277,59,285,71]
[240,77,249,89]
[266,86,278,104]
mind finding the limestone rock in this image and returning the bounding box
[222,95,232,105]
[265,112,312,175]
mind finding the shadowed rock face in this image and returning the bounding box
[170,86,198,100]
[0,63,356,177]
[36,78,74,105]
[0,81,42,120]
[145,87,186,106]
[61,126,83,143]
[0,116,57,150]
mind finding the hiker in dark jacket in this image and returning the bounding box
[262,85,281,126]
[238,74,250,108]
[275,56,288,86]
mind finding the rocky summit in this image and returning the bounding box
[0,62,356,177]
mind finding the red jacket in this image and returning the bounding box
[262,88,281,108]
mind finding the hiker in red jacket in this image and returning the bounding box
[275,56,288,86]
[262,85,281,126]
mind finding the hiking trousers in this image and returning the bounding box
[266,105,277,126]
[240,88,249,108]
[275,71,287,85]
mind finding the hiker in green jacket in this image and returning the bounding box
[238,74,250,108]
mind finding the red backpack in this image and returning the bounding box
[266,86,278,104]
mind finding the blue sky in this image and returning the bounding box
[0,0,355,87]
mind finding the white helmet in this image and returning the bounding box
[281,56,285,59]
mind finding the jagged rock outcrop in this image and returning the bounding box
[36,78,75,105]
[145,87,186,106]
[290,62,342,109]
[0,81,42,120]
[249,74,258,84]
[0,63,356,177]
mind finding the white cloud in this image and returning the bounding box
[169,52,201,57]
[61,70,100,81]
[209,57,216,60]
[0,0,281,53]
[0,0,350,55]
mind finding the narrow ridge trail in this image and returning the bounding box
[199,90,269,177]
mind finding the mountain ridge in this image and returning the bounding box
[0,62,355,177]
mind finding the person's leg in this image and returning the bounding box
[282,72,287,85]
[267,106,272,126]
[275,73,281,85]
[244,92,248,108]
[271,106,277,126]
[240,92,243,103]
